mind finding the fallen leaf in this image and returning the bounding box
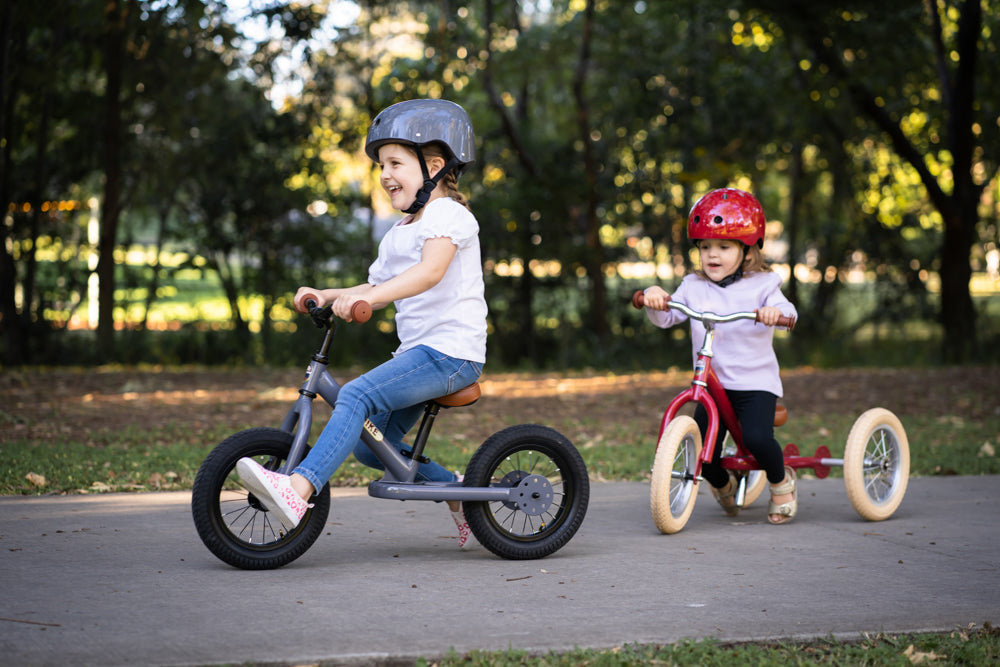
[903,644,944,664]
[25,472,46,487]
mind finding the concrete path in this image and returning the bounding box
[1,477,997,666]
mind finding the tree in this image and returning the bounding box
[6,0,996,368]
[95,0,130,361]
[0,1,106,364]
[752,0,998,360]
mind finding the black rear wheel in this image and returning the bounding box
[191,428,330,569]
[463,424,589,560]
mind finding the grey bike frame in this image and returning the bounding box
[276,355,524,505]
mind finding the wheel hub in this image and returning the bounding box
[246,492,267,512]
[510,474,553,516]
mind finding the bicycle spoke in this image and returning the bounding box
[860,427,900,503]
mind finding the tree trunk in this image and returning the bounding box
[214,251,248,335]
[97,0,127,361]
[785,144,803,306]
[935,0,982,361]
[139,207,169,331]
[938,208,977,361]
[0,0,23,365]
[481,0,540,359]
[571,0,607,340]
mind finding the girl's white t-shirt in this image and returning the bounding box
[644,271,796,397]
[368,197,487,363]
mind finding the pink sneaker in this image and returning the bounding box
[236,458,313,531]
[450,507,476,550]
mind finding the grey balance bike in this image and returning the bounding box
[191,299,590,569]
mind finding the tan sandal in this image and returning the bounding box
[710,473,740,517]
[767,466,797,525]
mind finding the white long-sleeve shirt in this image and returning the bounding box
[644,271,796,397]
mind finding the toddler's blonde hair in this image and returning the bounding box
[741,244,771,274]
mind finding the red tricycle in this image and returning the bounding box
[632,291,910,533]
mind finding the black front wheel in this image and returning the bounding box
[191,428,330,570]
[463,424,589,560]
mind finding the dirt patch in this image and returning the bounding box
[2,366,996,448]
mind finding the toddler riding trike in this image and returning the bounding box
[632,291,909,533]
[191,299,590,569]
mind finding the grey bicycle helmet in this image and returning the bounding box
[365,99,475,213]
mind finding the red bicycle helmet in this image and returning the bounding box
[687,188,766,248]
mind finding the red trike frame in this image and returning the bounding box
[636,289,835,482]
[659,353,834,481]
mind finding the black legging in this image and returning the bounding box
[694,389,785,488]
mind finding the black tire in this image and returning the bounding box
[191,428,330,570]
[463,424,589,560]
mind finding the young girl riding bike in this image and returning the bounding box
[237,99,486,548]
[639,188,799,525]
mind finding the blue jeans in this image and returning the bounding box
[293,345,483,495]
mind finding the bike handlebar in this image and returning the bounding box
[296,291,372,323]
[632,290,796,330]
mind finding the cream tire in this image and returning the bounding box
[741,469,767,507]
[650,416,702,534]
[722,434,767,507]
[844,408,910,521]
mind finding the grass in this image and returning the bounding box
[420,625,1000,666]
[2,370,998,494]
[1,423,236,494]
[5,407,996,495]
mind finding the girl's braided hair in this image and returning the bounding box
[417,142,471,211]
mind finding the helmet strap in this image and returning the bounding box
[402,153,461,215]
[714,266,744,288]
[713,245,748,288]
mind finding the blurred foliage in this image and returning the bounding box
[1,0,998,369]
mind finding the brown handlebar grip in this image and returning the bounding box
[756,311,796,330]
[294,291,321,314]
[350,301,372,324]
[778,315,796,331]
[633,290,670,310]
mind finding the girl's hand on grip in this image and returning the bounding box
[642,286,672,311]
[331,294,372,323]
[756,306,782,326]
[294,287,323,314]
